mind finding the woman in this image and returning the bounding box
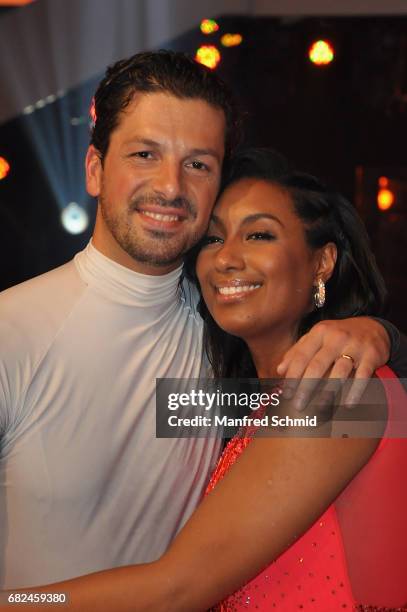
[4,149,406,610]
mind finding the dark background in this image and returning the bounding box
[0,14,406,330]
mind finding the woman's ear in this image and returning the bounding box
[315,242,337,284]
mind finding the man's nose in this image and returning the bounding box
[214,240,245,273]
[152,160,184,201]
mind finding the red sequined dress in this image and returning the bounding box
[206,367,407,611]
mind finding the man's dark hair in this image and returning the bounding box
[185,148,388,378]
[91,50,241,162]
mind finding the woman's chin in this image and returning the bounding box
[216,318,259,342]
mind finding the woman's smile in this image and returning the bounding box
[214,280,263,302]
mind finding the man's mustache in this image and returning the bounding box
[131,195,197,219]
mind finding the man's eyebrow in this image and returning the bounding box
[211,212,284,228]
[123,137,161,148]
[189,148,222,163]
[123,139,220,158]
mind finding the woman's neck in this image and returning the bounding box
[245,327,298,379]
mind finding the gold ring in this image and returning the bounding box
[340,353,355,366]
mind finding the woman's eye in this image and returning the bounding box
[247,232,275,241]
[201,235,223,246]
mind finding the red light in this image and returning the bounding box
[378,176,388,188]
[0,157,10,180]
[89,98,97,126]
[195,46,221,70]
[309,40,334,66]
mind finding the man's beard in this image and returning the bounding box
[99,193,203,268]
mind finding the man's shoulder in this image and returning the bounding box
[0,258,84,317]
[0,258,87,350]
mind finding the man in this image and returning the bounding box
[0,50,404,589]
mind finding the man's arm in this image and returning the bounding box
[374,318,407,384]
[276,316,393,408]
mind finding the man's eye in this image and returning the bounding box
[201,235,223,246]
[247,232,275,241]
[188,160,209,171]
[132,151,153,159]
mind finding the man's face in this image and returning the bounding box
[86,92,226,275]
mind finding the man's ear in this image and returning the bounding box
[314,242,337,284]
[85,145,103,197]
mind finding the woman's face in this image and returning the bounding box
[196,178,323,342]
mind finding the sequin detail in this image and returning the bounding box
[206,367,407,610]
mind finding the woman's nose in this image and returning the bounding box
[214,240,245,272]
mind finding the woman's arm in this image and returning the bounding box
[0,392,385,612]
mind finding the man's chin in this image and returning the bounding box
[125,244,185,269]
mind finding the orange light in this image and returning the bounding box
[221,33,243,48]
[195,45,221,70]
[0,0,35,4]
[378,176,388,188]
[200,19,219,35]
[309,40,334,66]
[0,157,10,180]
[377,188,395,211]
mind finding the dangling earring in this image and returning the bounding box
[314,278,325,308]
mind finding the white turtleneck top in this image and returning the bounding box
[0,242,221,588]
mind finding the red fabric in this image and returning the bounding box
[206,367,407,611]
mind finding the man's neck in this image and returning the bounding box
[91,228,181,276]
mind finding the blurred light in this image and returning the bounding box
[0,1,35,5]
[309,40,334,66]
[378,176,388,188]
[0,157,10,180]
[221,33,243,47]
[200,19,219,35]
[22,92,57,116]
[195,45,221,70]
[377,188,395,211]
[70,116,87,126]
[89,97,97,127]
[61,202,89,234]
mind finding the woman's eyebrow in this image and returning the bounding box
[211,212,284,229]
[241,213,284,228]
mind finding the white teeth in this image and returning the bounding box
[142,211,180,222]
[218,284,261,296]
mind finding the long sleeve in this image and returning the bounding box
[374,318,407,387]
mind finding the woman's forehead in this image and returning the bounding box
[213,178,295,220]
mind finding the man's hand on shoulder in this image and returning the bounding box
[277,317,390,410]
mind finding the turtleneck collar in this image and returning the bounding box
[74,241,184,308]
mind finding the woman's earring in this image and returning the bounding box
[314,278,325,308]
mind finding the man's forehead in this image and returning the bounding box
[113,92,226,155]
[117,91,226,131]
